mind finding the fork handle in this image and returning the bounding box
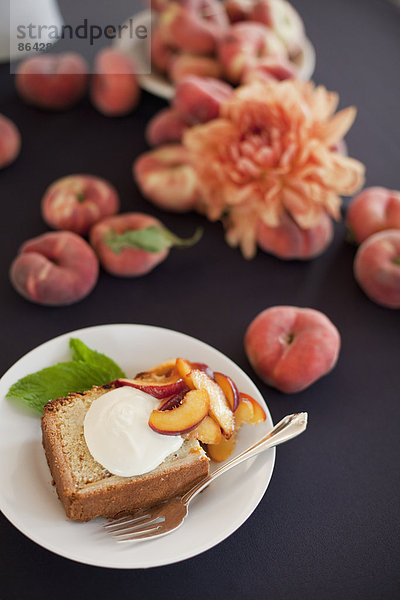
[181,412,308,505]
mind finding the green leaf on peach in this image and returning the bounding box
[103,225,203,254]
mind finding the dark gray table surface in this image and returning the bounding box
[0,1,399,598]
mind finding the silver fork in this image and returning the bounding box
[103,412,308,543]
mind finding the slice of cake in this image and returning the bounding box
[41,383,210,522]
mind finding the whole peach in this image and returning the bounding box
[241,55,297,84]
[245,306,341,393]
[173,76,233,124]
[159,0,229,55]
[347,187,400,244]
[151,26,176,74]
[91,48,140,117]
[133,144,201,212]
[15,53,88,110]
[10,232,99,306]
[224,0,253,23]
[146,108,189,147]
[41,175,120,235]
[354,229,400,309]
[168,54,222,84]
[90,213,169,277]
[217,22,286,84]
[257,211,333,260]
[250,0,305,57]
[0,114,21,168]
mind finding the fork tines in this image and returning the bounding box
[103,510,166,542]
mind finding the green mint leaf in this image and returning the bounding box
[103,225,203,254]
[69,338,125,379]
[6,339,126,414]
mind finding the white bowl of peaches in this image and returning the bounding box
[116,0,316,99]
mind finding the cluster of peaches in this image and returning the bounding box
[15,48,139,116]
[113,356,266,461]
[0,45,140,172]
[347,187,400,309]
[150,0,304,86]
[9,173,195,306]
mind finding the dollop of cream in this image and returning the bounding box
[83,386,183,477]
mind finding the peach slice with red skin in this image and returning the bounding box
[149,389,210,435]
[235,395,254,425]
[158,388,189,411]
[114,377,186,399]
[176,359,235,438]
[237,393,266,425]
[191,362,214,379]
[176,358,214,384]
[175,357,194,388]
[184,415,222,445]
[214,372,240,412]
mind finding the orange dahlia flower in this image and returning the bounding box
[184,80,365,258]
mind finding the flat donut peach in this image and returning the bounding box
[10,232,99,306]
[146,108,189,147]
[217,21,286,83]
[224,0,253,23]
[257,211,333,260]
[250,0,306,58]
[168,53,222,84]
[15,53,88,110]
[159,0,229,55]
[347,187,400,244]
[173,76,233,124]
[133,145,201,212]
[91,48,140,116]
[0,114,21,168]
[241,55,297,84]
[41,174,120,235]
[354,229,400,309]
[150,26,176,74]
[89,213,169,277]
[245,306,341,393]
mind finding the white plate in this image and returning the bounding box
[0,324,275,569]
[115,10,316,100]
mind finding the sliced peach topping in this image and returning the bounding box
[238,392,266,425]
[189,369,235,438]
[206,434,237,462]
[114,377,186,399]
[149,389,210,435]
[184,415,222,445]
[214,371,240,412]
